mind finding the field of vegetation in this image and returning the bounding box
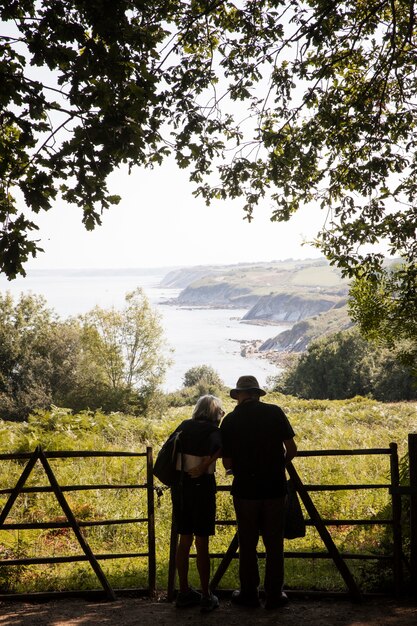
[0,394,415,596]
[168,259,348,294]
[176,259,349,305]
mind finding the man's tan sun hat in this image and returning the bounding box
[230,375,266,400]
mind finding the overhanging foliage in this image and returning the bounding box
[1,1,416,342]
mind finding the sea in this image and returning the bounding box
[0,268,285,391]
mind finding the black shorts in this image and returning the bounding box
[171,473,216,537]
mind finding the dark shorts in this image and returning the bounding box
[171,473,216,536]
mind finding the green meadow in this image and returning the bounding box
[0,394,415,594]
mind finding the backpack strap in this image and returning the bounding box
[173,430,184,486]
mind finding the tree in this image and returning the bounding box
[1,1,416,336]
[80,288,170,413]
[182,364,224,397]
[166,364,224,407]
[272,327,417,401]
[183,365,224,390]
[348,267,417,368]
[273,329,373,400]
[0,288,170,418]
[0,292,82,419]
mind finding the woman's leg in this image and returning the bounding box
[195,535,210,597]
[176,534,194,593]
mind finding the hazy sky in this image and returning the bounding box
[1,18,359,275]
[3,16,325,274]
[4,16,391,276]
[24,156,325,272]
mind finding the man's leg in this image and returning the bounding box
[260,497,287,602]
[233,497,261,597]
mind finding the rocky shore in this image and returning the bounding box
[233,338,288,367]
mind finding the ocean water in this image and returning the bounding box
[0,268,284,391]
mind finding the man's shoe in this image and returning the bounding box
[200,592,220,613]
[175,587,202,608]
[264,591,289,610]
[231,589,260,608]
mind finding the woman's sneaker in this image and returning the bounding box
[175,587,202,608]
[200,592,219,613]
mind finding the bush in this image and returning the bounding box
[165,387,198,407]
[182,365,224,394]
[165,366,226,408]
[271,328,417,401]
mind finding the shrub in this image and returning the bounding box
[272,328,417,401]
[182,365,224,395]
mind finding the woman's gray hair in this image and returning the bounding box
[192,395,224,423]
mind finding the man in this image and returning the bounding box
[220,375,297,610]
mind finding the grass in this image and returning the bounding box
[0,395,415,594]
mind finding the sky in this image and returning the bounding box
[24,157,325,272]
[3,12,394,277]
[2,16,367,275]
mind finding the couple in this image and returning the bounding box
[170,375,297,612]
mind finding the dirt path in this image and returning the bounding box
[0,595,416,626]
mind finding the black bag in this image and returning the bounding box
[153,430,183,487]
[284,478,306,539]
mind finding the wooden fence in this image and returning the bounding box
[1,437,416,601]
[404,433,417,593]
[0,446,155,601]
[168,443,403,600]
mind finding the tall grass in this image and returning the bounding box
[0,395,415,594]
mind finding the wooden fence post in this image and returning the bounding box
[389,442,402,595]
[408,433,417,595]
[146,447,156,597]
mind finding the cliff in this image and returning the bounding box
[159,260,356,356]
[259,303,353,353]
[161,260,353,348]
[242,292,342,323]
[167,259,349,311]
[176,282,259,308]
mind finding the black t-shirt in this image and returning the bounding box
[174,418,221,457]
[172,418,221,490]
[220,399,295,499]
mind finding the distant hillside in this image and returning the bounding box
[165,259,349,309]
[158,259,352,358]
[160,259,352,355]
[177,281,258,308]
[160,258,409,358]
[160,266,222,289]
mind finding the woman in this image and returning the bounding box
[170,394,224,613]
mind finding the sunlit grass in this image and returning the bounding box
[0,396,415,593]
